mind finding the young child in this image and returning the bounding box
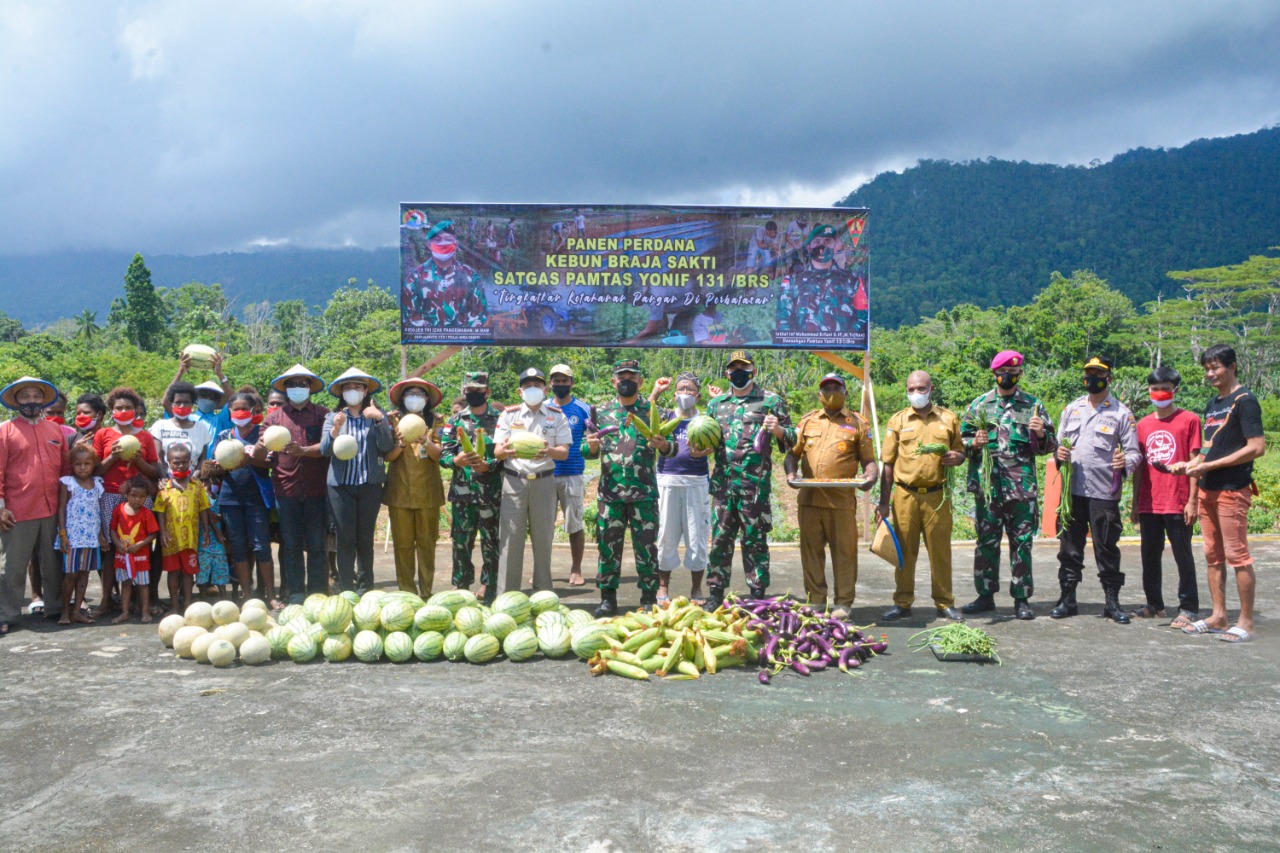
[110,476,159,624]
[154,444,215,618]
[57,444,107,625]
[195,460,231,599]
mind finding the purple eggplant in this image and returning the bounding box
[1112,467,1124,495]
[594,425,619,438]
[753,424,770,454]
[791,659,811,676]
[807,658,829,671]
[758,671,772,685]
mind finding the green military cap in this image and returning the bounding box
[613,359,642,375]
[461,371,489,390]
[805,223,838,244]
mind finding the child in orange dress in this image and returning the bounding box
[111,476,159,624]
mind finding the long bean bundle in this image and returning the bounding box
[1058,438,1074,526]
[973,411,994,499]
[914,442,956,502]
[907,623,1000,663]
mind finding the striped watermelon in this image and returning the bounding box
[359,589,388,607]
[413,631,445,661]
[503,627,539,662]
[537,623,572,658]
[277,604,304,626]
[493,590,532,624]
[529,590,560,616]
[319,596,354,633]
[464,633,501,663]
[353,630,384,662]
[427,589,476,614]
[414,605,454,633]
[380,600,415,633]
[535,611,566,635]
[353,599,382,632]
[442,631,469,661]
[384,591,427,611]
[572,623,615,660]
[322,632,353,662]
[454,606,485,637]
[565,609,595,628]
[339,590,361,606]
[686,415,723,451]
[484,612,518,641]
[265,627,294,659]
[287,633,318,662]
[384,631,414,663]
[302,593,328,622]
[304,621,327,642]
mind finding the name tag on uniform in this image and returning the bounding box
[899,426,915,435]
[1096,423,1115,435]
[1008,411,1032,426]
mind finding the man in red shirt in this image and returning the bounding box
[262,365,330,605]
[0,377,71,633]
[1130,366,1201,627]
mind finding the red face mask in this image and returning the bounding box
[1150,390,1174,402]
[251,413,264,425]
[75,414,97,430]
[171,469,192,480]
[267,404,281,413]
[45,415,65,425]
[113,412,135,426]
[133,418,145,428]
[171,405,193,418]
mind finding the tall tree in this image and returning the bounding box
[0,310,25,344]
[74,309,100,344]
[122,254,167,352]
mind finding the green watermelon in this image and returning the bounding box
[265,626,294,660]
[353,630,384,662]
[384,631,414,663]
[503,627,539,662]
[287,633,318,662]
[277,604,304,626]
[339,590,361,605]
[442,631,469,661]
[484,612,518,641]
[565,609,594,628]
[305,621,327,642]
[464,633,501,663]
[353,599,382,632]
[380,599,415,633]
[529,590,560,616]
[427,589,476,614]
[493,590,532,624]
[383,591,427,612]
[454,606,485,637]
[414,604,454,633]
[413,631,445,661]
[535,611,566,634]
[686,415,723,451]
[359,589,388,607]
[302,593,328,623]
[571,623,615,660]
[318,596,354,633]
[322,632,353,662]
[537,623,572,658]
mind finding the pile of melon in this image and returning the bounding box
[158,599,278,667]
[160,588,624,668]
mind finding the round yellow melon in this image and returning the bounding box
[397,414,427,443]
[332,434,358,460]
[262,425,291,452]
[214,440,245,469]
[183,343,218,369]
[115,434,141,460]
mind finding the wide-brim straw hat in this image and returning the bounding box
[271,364,325,394]
[328,367,382,397]
[389,378,443,411]
[0,376,58,410]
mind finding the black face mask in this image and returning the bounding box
[809,245,834,263]
[728,369,753,389]
[464,390,488,408]
[18,402,44,419]
[995,373,1020,391]
[616,380,638,398]
[551,384,572,400]
[1084,375,1108,394]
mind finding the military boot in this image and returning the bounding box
[638,588,658,608]
[594,589,618,619]
[1103,589,1131,624]
[961,593,995,615]
[748,585,767,601]
[702,589,725,613]
[1050,585,1078,619]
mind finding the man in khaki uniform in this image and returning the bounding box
[876,370,966,621]
[784,373,877,619]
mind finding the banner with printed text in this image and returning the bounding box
[399,203,869,350]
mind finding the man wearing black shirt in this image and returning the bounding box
[1174,345,1266,643]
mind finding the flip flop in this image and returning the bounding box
[1219,627,1252,644]
[690,597,707,606]
[1181,619,1225,635]
[656,594,671,605]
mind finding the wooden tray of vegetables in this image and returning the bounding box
[790,476,875,489]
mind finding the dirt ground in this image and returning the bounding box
[2,535,1277,852]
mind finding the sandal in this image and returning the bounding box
[1168,611,1198,630]
[1220,626,1252,644]
[1181,619,1225,635]
[656,594,671,606]
[1130,605,1166,619]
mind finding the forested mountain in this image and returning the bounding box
[839,126,1280,327]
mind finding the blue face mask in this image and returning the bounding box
[286,387,310,405]
[196,398,216,414]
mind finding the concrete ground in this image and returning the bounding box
[1,537,1277,852]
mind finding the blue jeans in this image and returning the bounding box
[221,502,272,564]
[276,495,328,603]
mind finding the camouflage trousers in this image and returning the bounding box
[974,495,1037,600]
[707,491,771,593]
[451,502,500,590]
[596,499,659,592]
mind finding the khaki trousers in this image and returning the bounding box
[1,516,59,624]
[891,486,954,609]
[388,505,440,598]
[497,474,558,595]
[797,504,858,606]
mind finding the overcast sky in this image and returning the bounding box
[3,1,1278,256]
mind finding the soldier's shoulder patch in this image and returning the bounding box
[544,403,562,413]
[503,404,522,413]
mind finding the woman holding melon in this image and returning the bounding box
[320,368,396,594]
[213,392,278,608]
[383,378,445,598]
[92,387,160,616]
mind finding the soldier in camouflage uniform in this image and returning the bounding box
[703,350,796,611]
[583,360,675,617]
[439,372,503,597]
[959,350,1057,620]
[775,224,869,337]
[405,231,488,327]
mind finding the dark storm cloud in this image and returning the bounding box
[1,0,1278,255]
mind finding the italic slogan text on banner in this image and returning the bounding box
[399,203,869,350]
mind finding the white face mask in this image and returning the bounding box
[403,394,427,413]
[286,387,310,405]
[676,393,698,411]
[521,386,545,406]
[907,391,931,409]
[343,389,365,407]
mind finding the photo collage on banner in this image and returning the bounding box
[399,204,869,350]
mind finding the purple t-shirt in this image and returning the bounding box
[658,418,708,478]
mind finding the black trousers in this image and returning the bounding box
[1056,494,1124,591]
[328,483,383,594]
[1138,513,1199,614]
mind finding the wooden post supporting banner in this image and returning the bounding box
[408,345,462,379]
[400,345,408,381]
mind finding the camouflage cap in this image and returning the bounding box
[613,359,642,375]
[461,371,489,390]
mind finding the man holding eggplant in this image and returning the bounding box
[1051,357,1142,623]
[582,360,675,617]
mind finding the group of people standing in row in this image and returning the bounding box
[0,343,1265,644]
